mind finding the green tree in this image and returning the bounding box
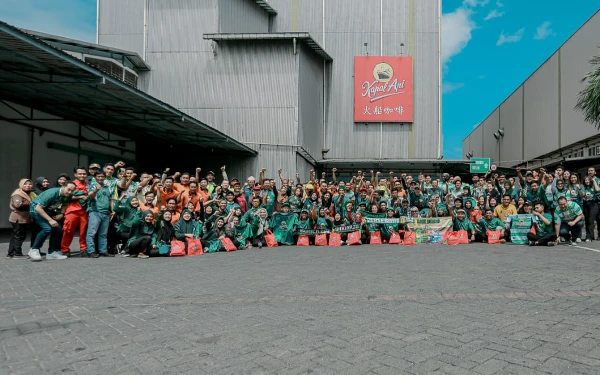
[576,54,600,129]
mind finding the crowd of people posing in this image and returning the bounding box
[6,161,599,261]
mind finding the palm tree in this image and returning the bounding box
[576,53,600,129]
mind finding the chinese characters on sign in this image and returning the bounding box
[354,56,413,123]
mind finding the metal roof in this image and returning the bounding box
[203,32,333,61]
[21,29,151,71]
[253,0,278,15]
[0,20,257,155]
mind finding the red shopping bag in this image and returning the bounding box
[329,232,341,247]
[264,230,278,247]
[446,231,460,246]
[297,235,310,246]
[187,239,203,256]
[169,240,186,257]
[457,229,469,244]
[403,232,416,246]
[487,230,501,244]
[222,237,237,252]
[347,231,361,245]
[315,233,328,246]
[389,232,402,244]
[369,231,382,245]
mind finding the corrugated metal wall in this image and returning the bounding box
[463,10,600,166]
[298,44,324,160]
[98,0,441,177]
[98,0,145,56]
[218,0,269,33]
[268,0,440,160]
[523,53,559,161]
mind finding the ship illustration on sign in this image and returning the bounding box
[373,62,394,83]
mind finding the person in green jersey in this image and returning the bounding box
[475,208,505,243]
[527,203,557,246]
[553,197,584,245]
[449,208,475,242]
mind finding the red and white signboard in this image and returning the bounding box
[354,56,413,123]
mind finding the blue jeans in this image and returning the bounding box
[559,221,583,241]
[31,211,62,253]
[86,211,110,254]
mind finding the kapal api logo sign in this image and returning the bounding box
[354,56,413,123]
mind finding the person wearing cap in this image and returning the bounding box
[517,200,533,215]
[205,170,217,194]
[232,181,247,214]
[86,163,101,185]
[449,207,475,242]
[475,208,506,243]
[438,173,451,192]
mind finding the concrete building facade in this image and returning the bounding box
[462,10,600,171]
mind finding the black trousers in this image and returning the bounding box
[252,233,266,246]
[583,201,598,240]
[8,222,30,256]
[115,231,131,250]
[128,235,152,255]
[527,232,557,246]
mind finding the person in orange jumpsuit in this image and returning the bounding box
[60,166,89,255]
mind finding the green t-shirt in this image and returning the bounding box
[453,218,474,232]
[30,187,67,216]
[88,184,113,214]
[477,217,504,233]
[535,213,553,237]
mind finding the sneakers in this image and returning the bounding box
[98,253,115,257]
[257,241,263,249]
[499,239,506,244]
[28,249,43,262]
[12,254,25,259]
[567,240,573,246]
[547,242,556,247]
[575,238,582,243]
[138,253,149,259]
[46,252,68,260]
[585,238,592,243]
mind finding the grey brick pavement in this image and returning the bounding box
[2,241,600,374]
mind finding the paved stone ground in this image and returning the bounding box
[2,241,600,375]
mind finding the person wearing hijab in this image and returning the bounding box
[151,210,175,256]
[128,210,156,258]
[55,173,70,188]
[8,179,35,258]
[34,177,50,195]
[201,216,227,252]
[251,208,270,248]
[112,195,142,254]
[174,209,202,252]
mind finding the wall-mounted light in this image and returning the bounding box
[494,128,505,140]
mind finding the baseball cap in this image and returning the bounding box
[207,171,215,176]
[305,184,314,190]
[252,185,261,191]
[89,163,101,169]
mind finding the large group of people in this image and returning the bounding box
[7,161,599,261]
